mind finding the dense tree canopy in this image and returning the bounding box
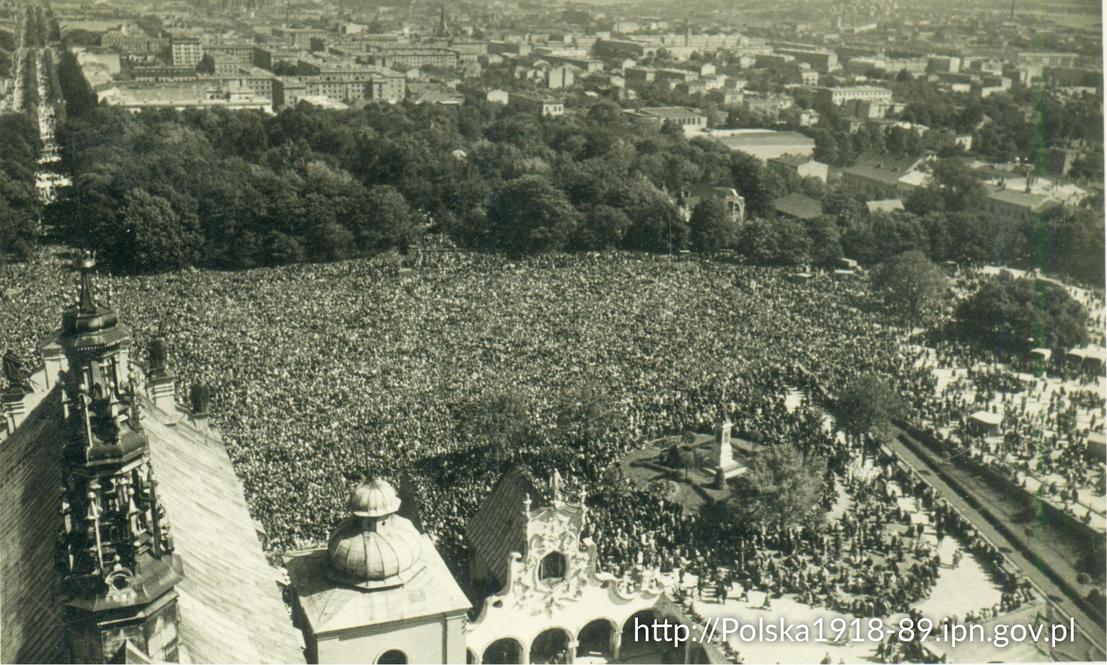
[487,175,579,254]
[42,70,1104,288]
[954,271,1088,354]
[834,373,901,444]
[690,197,738,253]
[0,114,42,261]
[727,444,828,531]
[872,250,948,330]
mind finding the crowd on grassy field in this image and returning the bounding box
[1,251,913,540]
[0,250,1094,619]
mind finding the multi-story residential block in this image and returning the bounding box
[841,154,929,199]
[547,65,576,89]
[626,106,707,134]
[101,24,167,55]
[512,94,565,117]
[204,43,255,64]
[817,85,893,106]
[368,47,460,69]
[170,36,203,68]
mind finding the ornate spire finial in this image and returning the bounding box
[550,469,563,503]
[76,251,97,314]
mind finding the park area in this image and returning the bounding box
[0,249,1099,659]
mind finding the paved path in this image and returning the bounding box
[887,426,1106,656]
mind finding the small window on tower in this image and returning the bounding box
[539,551,567,582]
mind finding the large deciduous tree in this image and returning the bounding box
[834,373,901,445]
[120,189,201,272]
[690,197,738,253]
[872,250,948,331]
[955,271,1088,353]
[726,444,827,531]
[487,175,578,254]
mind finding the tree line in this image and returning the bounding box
[39,71,1102,286]
[0,113,43,261]
[48,93,844,271]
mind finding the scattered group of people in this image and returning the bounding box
[914,341,1105,524]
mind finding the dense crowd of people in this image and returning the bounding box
[1,251,911,550]
[0,250,1097,633]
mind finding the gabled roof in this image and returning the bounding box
[466,468,542,590]
[773,192,824,220]
[843,152,925,185]
[141,408,305,663]
[768,154,819,167]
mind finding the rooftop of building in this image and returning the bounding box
[1,259,303,662]
[0,374,67,663]
[768,154,821,167]
[0,365,304,662]
[99,84,272,109]
[819,84,893,92]
[705,129,815,146]
[985,186,1062,210]
[633,106,706,119]
[843,153,926,184]
[141,398,306,662]
[285,527,469,635]
[773,192,824,220]
[466,467,544,589]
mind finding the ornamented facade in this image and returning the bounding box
[52,254,185,663]
[464,470,668,664]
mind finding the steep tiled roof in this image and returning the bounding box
[843,153,924,186]
[142,409,305,663]
[0,388,67,664]
[465,468,542,590]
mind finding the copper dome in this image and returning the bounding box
[326,479,425,589]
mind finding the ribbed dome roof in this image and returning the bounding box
[327,515,425,588]
[347,478,402,518]
[326,479,425,589]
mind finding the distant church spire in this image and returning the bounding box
[436,1,448,38]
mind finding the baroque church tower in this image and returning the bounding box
[54,253,184,662]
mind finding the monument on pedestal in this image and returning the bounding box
[711,419,743,489]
